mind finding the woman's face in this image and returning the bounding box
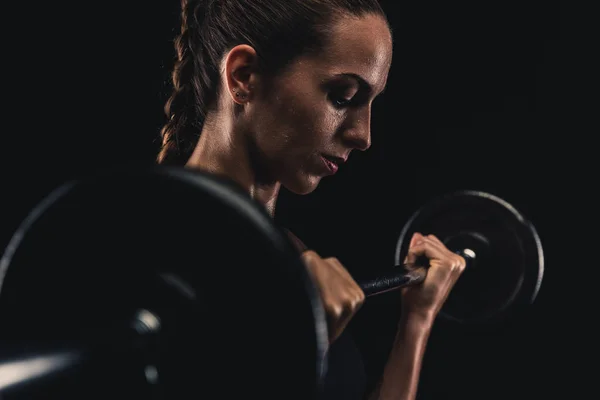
[247,13,393,194]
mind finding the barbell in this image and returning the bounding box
[0,166,543,399]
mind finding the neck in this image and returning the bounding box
[185,112,281,218]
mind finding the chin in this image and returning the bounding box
[283,175,322,195]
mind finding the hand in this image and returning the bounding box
[301,250,365,345]
[401,232,466,322]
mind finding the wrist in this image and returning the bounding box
[399,310,435,332]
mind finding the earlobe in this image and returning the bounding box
[225,44,258,104]
[233,89,248,101]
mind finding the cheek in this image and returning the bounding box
[252,88,341,157]
[285,102,340,149]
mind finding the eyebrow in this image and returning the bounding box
[334,73,386,96]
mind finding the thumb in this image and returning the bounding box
[404,232,424,263]
[404,232,433,266]
[409,232,424,248]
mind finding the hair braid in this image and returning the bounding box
[157,0,214,165]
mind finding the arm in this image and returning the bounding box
[368,232,466,400]
[367,314,433,400]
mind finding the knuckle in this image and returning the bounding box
[343,296,355,310]
[353,295,365,310]
[340,295,352,307]
[356,290,366,303]
[346,292,364,311]
[449,256,465,273]
[301,250,318,263]
[456,256,467,272]
[408,242,425,252]
[325,301,343,319]
[340,301,356,318]
[324,257,340,265]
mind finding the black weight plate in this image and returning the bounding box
[0,166,328,399]
[394,191,543,324]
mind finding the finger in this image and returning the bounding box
[322,298,355,340]
[416,235,450,257]
[301,249,320,263]
[319,259,365,309]
[406,234,448,261]
[405,240,447,265]
[301,250,327,275]
[301,251,331,288]
[323,257,358,287]
[422,235,451,254]
[452,254,467,272]
[322,302,346,342]
[409,232,424,248]
[430,252,467,277]
[352,290,366,311]
[335,295,364,331]
[426,234,446,247]
[427,235,466,270]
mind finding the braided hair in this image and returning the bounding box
[157,0,386,165]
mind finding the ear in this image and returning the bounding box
[224,44,258,104]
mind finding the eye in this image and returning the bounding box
[325,79,362,109]
[328,87,358,108]
[330,94,353,108]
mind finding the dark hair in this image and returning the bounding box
[157,0,386,165]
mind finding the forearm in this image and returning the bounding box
[367,314,433,400]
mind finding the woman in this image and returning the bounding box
[157,0,466,399]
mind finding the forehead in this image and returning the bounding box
[311,14,392,89]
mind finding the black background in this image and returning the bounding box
[1,0,596,398]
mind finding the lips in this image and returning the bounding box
[321,154,345,174]
[322,155,346,165]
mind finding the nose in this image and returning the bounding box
[341,107,371,151]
